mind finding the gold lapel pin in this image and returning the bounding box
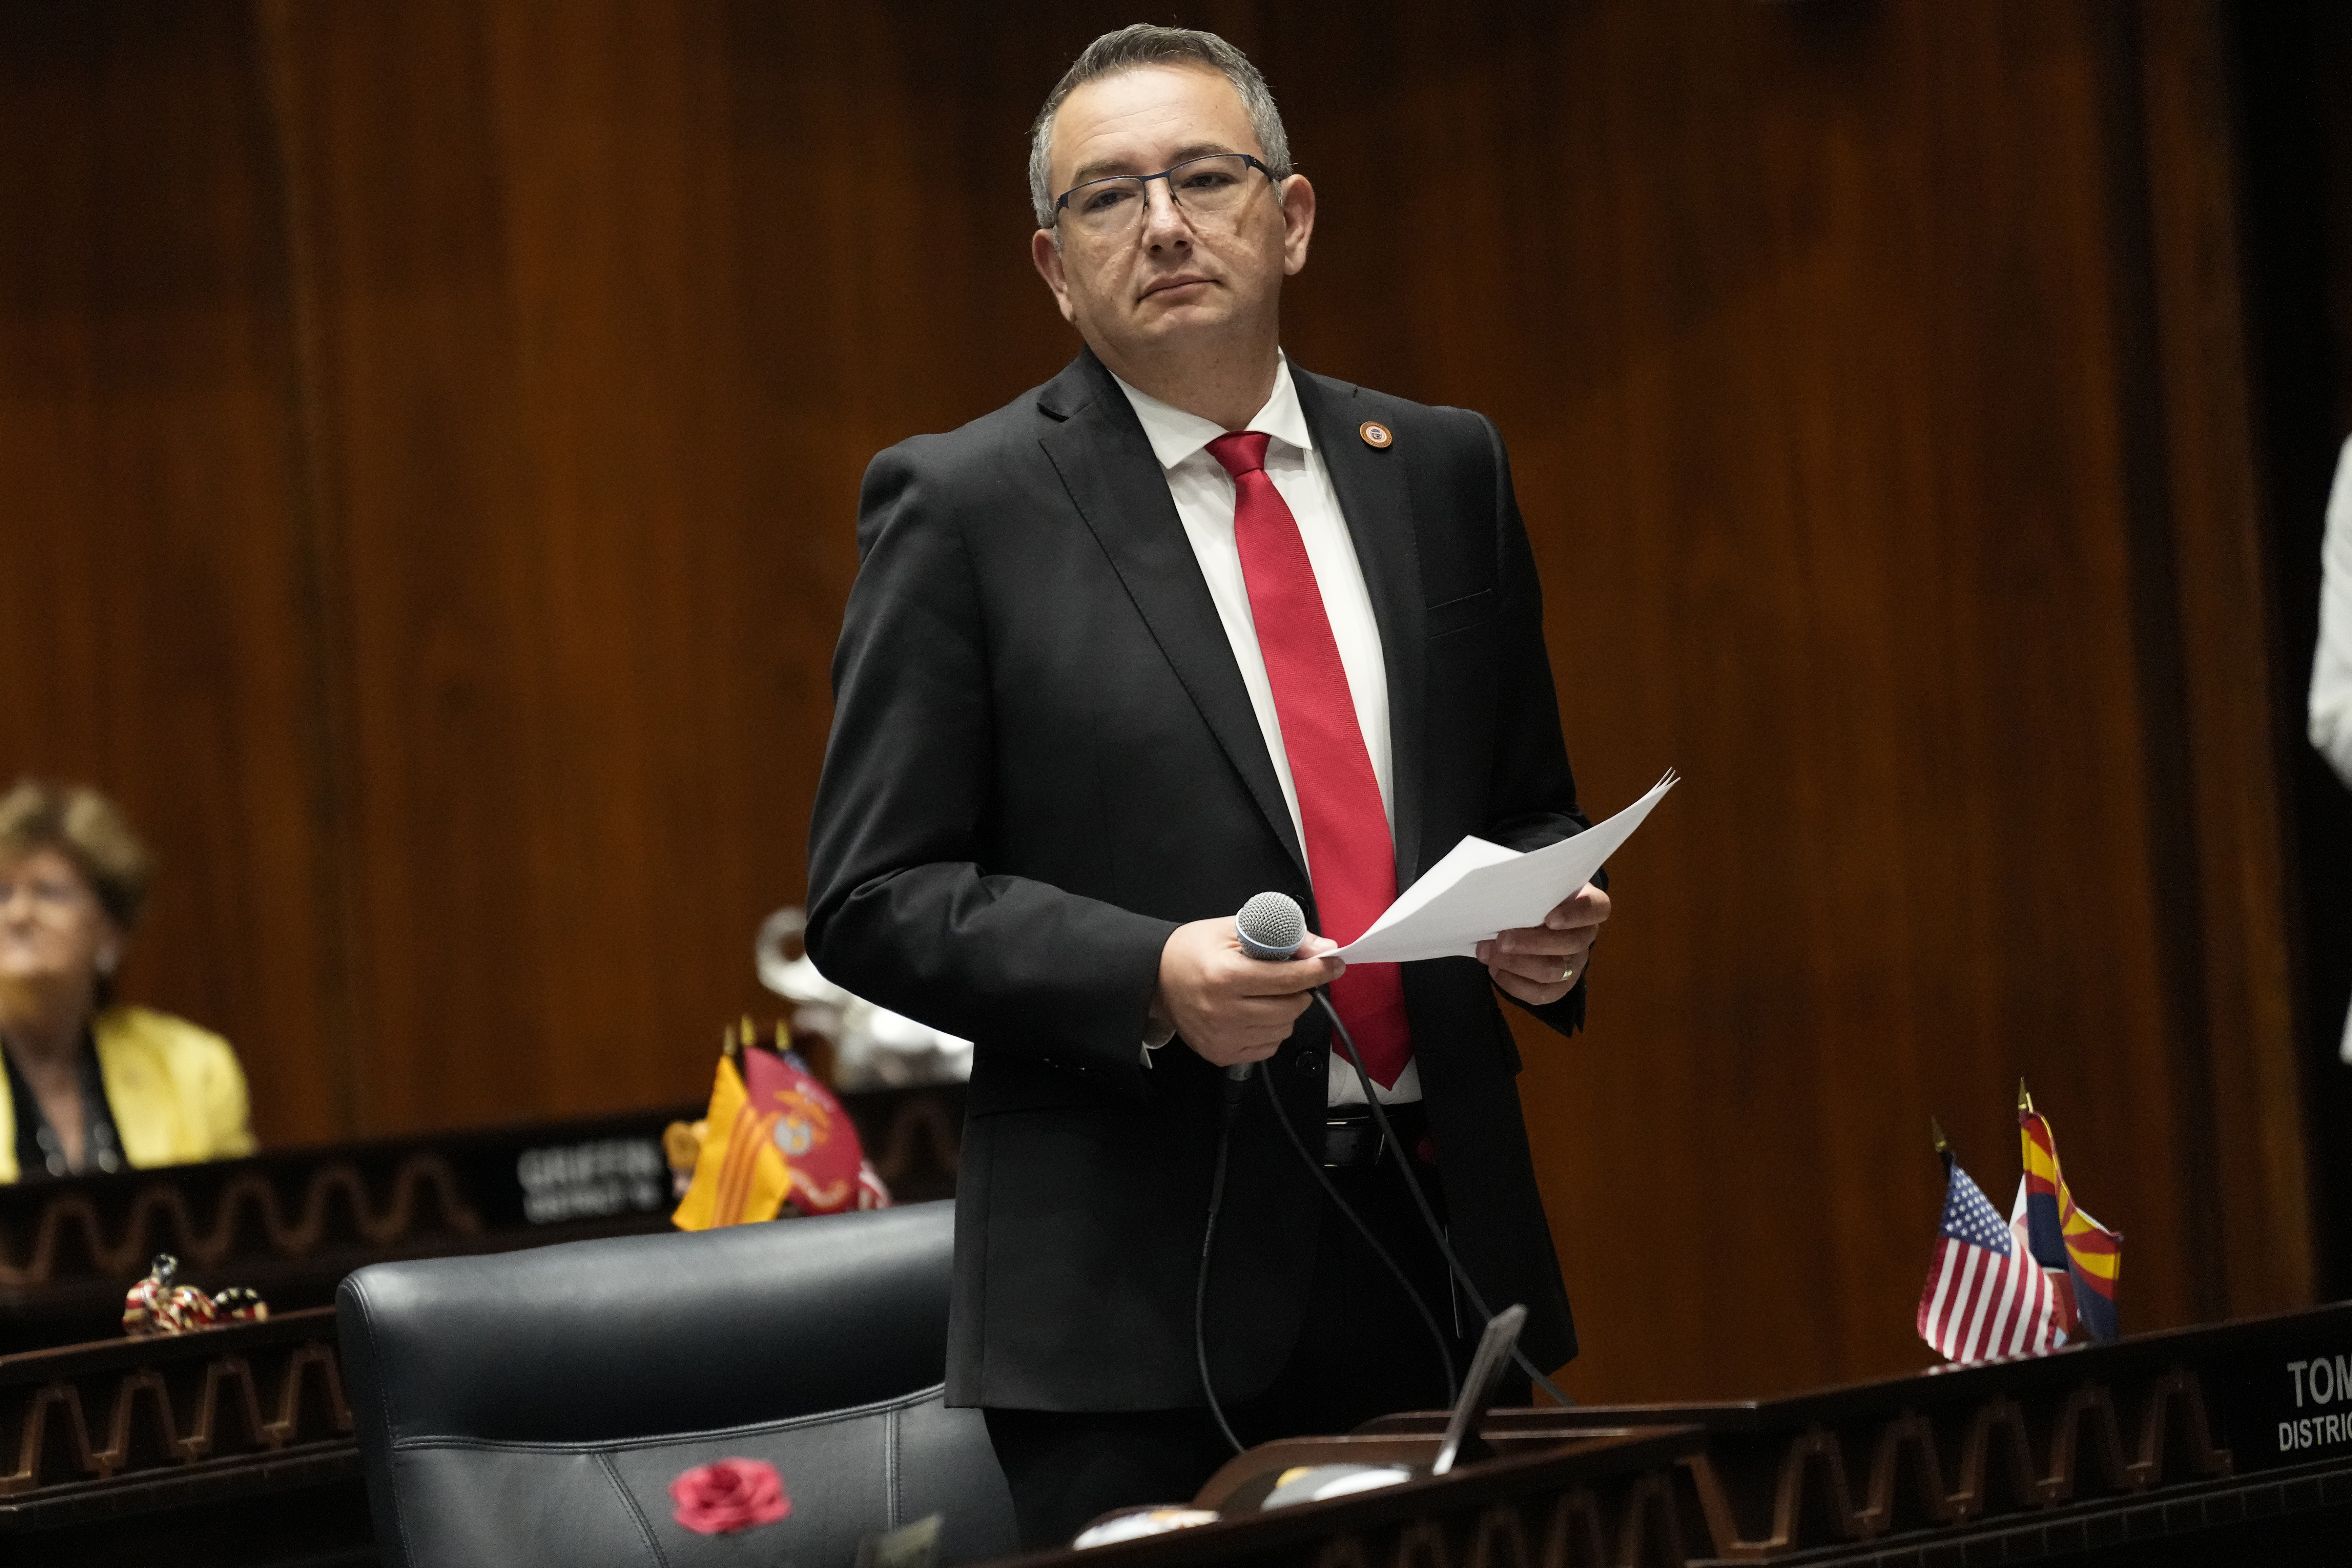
[1359,420,1394,450]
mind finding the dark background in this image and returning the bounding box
[2236,1,2352,1309]
[2,0,2348,1405]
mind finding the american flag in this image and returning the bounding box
[1917,1156,2068,1363]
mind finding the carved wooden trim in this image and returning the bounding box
[1675,1455,1747,1562]
[1951,1395,2041,1517]
[1675,1365,2232,1558]
[0,1384,91,1496]
[182,1354,270,1460]
[0,1325,350,1495]
[92,1368,174,1475]
[2130,1366,2233,1486]
[271,1342,352,1441]
[1613,1470,1684,1568]
[1274,1458,1684,1568]
[0,1154,481,1287]
[1467,1502,1530,1568]
[1854,1410,1944,1533]
[1538,1485,1610,1568]
[0,1089,965,1311]
[1392,1518,1452,1568]
[2046,1381,2134,1498]
[1766,1427,1860,1548]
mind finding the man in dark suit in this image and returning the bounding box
[806,24,1610,1547]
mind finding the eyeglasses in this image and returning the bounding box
[1052,153,1277,239]
[0,873,92,921]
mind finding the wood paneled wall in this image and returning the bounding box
[0,0,2310,1402]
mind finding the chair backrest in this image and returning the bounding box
[337,1201,1015,1568]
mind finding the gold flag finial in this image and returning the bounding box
[740,1014,756,1049]
[2018,1078,2033,1115]
[1931,1116,1949,1156]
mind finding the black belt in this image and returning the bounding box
[1319,1102,1429,1169]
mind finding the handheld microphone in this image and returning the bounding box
[1228,892,1308,1094]
[1235,890,1307,961]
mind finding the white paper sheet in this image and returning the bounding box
[1332,770,1679,964]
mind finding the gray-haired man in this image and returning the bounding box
[807,25,1607,1544]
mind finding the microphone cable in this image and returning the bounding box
[1311,988,1574,1409]
[1194,1061,1462,1456]
[1193,1078,1247,1454]
[1194,888,1570,1456]
[1257,1065,1460,1403]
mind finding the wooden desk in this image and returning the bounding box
[0,1084,963,1354]
[1007,1302,2352,1568]
[1003,1427,1710,1568]
[0,1306,361,1567]
[18,1178,2350,1568]
[0,1085,965,1566]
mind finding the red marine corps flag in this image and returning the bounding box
[1917,1121,2069,1364]
[672,1021,891,1231]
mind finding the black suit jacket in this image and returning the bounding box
[806,349,1591,1411]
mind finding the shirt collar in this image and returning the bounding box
[1109,353,1315,471]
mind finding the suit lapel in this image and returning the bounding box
[1037,353,1309,881]
[1293,368,1431,892]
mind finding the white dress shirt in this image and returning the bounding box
[1114,356,1422,1106]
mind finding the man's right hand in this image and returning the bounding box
[1150,917,1344,1069]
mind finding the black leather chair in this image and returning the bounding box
[337,1201,1016,1568]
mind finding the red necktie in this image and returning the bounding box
[1208,432,1413,1087]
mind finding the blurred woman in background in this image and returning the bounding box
[0,779,253,1178]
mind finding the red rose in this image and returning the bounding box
[668,1458,790,1535]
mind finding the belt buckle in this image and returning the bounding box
[1321,1117,1385,1169]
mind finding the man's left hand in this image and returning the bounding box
[1476,881,1610,1006]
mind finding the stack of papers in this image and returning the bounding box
[1333,771,1679,963]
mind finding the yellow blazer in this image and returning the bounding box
[0,1005,256,1182]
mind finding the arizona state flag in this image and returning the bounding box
[672,1052,792,1231]
[2019,1097,2121,1342]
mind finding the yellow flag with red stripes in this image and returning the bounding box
[2019,1092,2120,1342]
[672,1053,791,1231]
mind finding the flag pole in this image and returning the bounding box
[2018,1078,2033,1115]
